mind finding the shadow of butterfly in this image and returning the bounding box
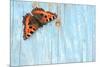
[23,7,57,40]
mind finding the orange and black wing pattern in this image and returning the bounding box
[31,7,57,24]
[23,7,57,40]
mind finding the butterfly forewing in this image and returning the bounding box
[23,13,40,40]
[31,8,57,24]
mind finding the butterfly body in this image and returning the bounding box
[23,7,57,40]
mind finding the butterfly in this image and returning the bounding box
[23,7,57,40]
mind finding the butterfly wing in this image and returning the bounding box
[31,7,57,24]
[23,13,40,40]
[23,7,58,40]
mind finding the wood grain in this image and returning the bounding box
[10,1,96,66]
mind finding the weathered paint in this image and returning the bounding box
[10,1,96,66]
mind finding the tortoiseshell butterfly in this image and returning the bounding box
[23,7,57,40]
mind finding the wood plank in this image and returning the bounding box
[10,1,96,66]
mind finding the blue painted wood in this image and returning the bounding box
[10,1,96,66]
